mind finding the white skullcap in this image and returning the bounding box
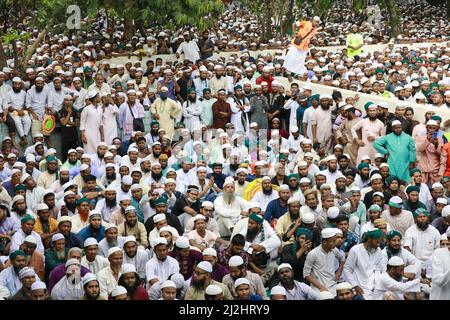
[19,267,36,279]
[51,233,65,242]
[125,205,136,213]
[122,263,137,274]
[159,226,173,235]
[111,286,128,297]
[124,235,137,245]
[299,177,311,184]
[24,235,37,244]
[426,120,438,126]
[441,205,450,218]
[35,203,49,212]
[302,212,315,224]
[105,223,118,231]
[153,213,166,223]
[203,248,217,257]
[228,255,244,267]
[201,201,214,208]
[321,228,336,239]
[370,174,382,182]
[336,282,353,291]
[107,247,122,257]
[31,281,47,291]
[223,176,235,186]
[436,198,448,206]
[81,273,97,286]
[65,258,80,268]
[247,203,261,211]
[387,256,404,266]
[205,284,222,295]
[175,236,190,249]
[83,237,98,247]
[327,207,340,219]
[88,210,102,219]
[317,291,334,300]
[270,286,286,296]
[234,278,250,289]
[261,176,271,182]
[287,197,300,205]
[151,237,168,248]
[79,164,89,171]
[278,184,290,191]
[161,280,177,289]
[391,120,402,127]
[197,261,213,273]
[432,182,444,190]
[121,175,133,185]
[379,163,389,169]
[25,154,35,162]
[277,263,293,272]
[20,173,31,184]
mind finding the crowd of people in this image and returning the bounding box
[0,0,450,302]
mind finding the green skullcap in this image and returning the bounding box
[409,168,421,177]
[9,250,26,260]
[234,84,242,91]
[154,196,167,206]
[366,228,383,239]
[150,120,160,126]
[83,65,92,72]
[386,175,399,185]
[203,88,211,93]
[357,163,370,171]
[309,94,320,101]
[405,185,420,194]
[375,68,384,74]
[431,115,442,122]
[279,154,288,160]
[364,102,375,111]
[47,155,57,162]
[288,173,299,180]
[413,208,430,218]
[386,230,402,240]
[187,87,196,94]
[249,213,263,224]
[295,227,310,238]
[21,214,35,224]
[369,204,381,212]
[14,184,26,191]
[76,197,90,206]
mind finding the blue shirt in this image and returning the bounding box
[264,198,288,221]
[77,225,106,242]
[339,230,359,253]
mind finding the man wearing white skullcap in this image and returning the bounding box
[275,263,317,300]
[80,88,104,154]
[373,256,421,300]
[51,258,84,300]
[184,201,220,236]
[145,237,179,288]
[222,255,267,299]
[81,238,109,275]
[335,281,363,300]
[250,176,279,213]
[186,215,227,251]
[11,267,36,300]
[96,246,123,299]
[304,228,344,297]
[270,285,287,300]
[185,261,232,300]
[213,177,252,238]
[121,236,149,281]
[110,285,129,300]
[80,273,103,300]
[30,281,49,300]
[373,119,416,183]
[432,203,450,234]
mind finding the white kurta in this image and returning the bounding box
[283,45,307,75]
[81,255,110,275]
[213,195,251,238]
[312,107,333,150]
[351,118,386,164]
[102,104,119,145]
[343,243,384,300]
[228,97,250,133]
[145,256,180,286]
[430,248,450,300]
[124,249,149,280]
[182,99,202,132]
[80,103,103,154]
[404,224,441,268]
[250,190,279,212]
[51,276,84,300]
[97,266,123,299]
[373,272,421,300]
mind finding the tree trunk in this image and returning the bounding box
[124,19,135,40]
[447,0,450,21]
[20,24,50,71]
[383,0,401,37]
[283,0,295,36]
[0,37,7,68]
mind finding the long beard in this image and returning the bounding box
[122,283,137,297]
[107,173,116,180]
[56,250,66,260]
[105,198,117,208]
[388,245,400,255]
[321,105,330,110]
[152,172,163,180]
[280,277,294,288]
[188,97,196,103]
[35,86,43,93]
[223,192,234,203]
[230,164,239,171]
[60,177,70,185]
[107,239,118,246]
[192,277,206,289]
[16,207,27,215]
[246,228,258,242]
[66,202,76,212]
[289,210,299,220]
[417,221,429,231]
[13,87,21,93]
[262,187,273,195]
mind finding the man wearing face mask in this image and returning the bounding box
[150,86,181,139]
[51,258,84,300]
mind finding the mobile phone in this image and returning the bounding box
[432,132,438,139]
